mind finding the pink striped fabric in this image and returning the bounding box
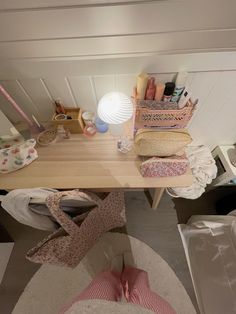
[59,271,122,314]
[122,267,176,314]
[60,267,176,314]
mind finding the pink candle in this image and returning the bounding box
[0,84,34,127]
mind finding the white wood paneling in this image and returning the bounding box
[0,91,19,123]
[189,71,236,148]
[0,1,236,60]
[1,30,236,60]
[2,53,236,79]
[0,0,236,146]
[68,76,97,111]
[0,80,39,118]
[18,79,54,120]
[0,1,235,41]
[187,72,221,128]
[0,0,152,10]
[93,75,115,101]
[0,68,236,148]
[115,74,136,96]
[43,77,77,107]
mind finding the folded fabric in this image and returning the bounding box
[140,155,188,177]
[26,190,126,268]
[0,138,38,174]
[1,188,96,231]
[167,145,217,199]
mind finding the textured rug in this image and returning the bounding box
[13,233,196,314]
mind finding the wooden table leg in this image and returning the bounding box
[152,188,165,209]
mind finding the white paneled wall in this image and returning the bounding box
[0,0,236,60]
[0,0,236,149]
[1,68,236,149]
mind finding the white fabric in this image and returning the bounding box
[179,215,236,314]
[13,233,196,314]
[1,188,58,231]
[1,188,96,231]
[167,145,217,199]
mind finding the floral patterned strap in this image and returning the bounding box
[45,189,102,236]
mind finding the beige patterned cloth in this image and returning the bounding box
[13,233,196,314]
[26,190,126,268]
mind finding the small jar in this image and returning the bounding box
[95,118,109,133]
[83,122,97,137]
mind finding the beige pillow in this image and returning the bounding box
[134,129,192,157]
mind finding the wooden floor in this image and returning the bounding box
[0,191,198,313]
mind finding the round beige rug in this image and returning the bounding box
[13,233,196,314]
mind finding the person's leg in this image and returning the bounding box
[122,266,176,314]
[59,270,122,314]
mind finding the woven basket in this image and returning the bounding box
[134,129,192,157]
[134,99,196,129]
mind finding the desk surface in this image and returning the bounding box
[0,133,193,189]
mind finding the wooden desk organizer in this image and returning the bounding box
[52,108,84,133]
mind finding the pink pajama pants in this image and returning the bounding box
[60,267,176,314]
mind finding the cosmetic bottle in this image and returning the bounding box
[178,89,191,108]
[136,72,149,100]
[145,77,156,100]
[163,82,175,102]
[154,82,165,102]
[95,117,109,133]
[171,72,188,102]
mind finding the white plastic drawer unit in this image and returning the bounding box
[179,215,236,314]
[211,145,236,186]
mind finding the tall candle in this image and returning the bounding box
[136,73,149,100]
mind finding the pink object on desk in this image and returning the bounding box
[83,123,97,137]
[155,83,165,102]
[0,84,34,127]
[134,99,195,129]
[140,155,189,177]
[145,77,156,100]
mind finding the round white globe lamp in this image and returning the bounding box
[97,92,134,153]
[97,92,133,125]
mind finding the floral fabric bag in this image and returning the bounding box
[140,155,189,177]
[0,137,38,174]
[26,190,126,268]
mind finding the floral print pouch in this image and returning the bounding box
[0,138,38,174]
[140,154,189,177]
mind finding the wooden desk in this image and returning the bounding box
[0,133,193,208]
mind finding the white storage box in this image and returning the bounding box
[178,215,236,314]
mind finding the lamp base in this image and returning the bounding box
[117,136,133,154]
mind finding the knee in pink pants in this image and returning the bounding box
[60,268,176,314]
[122,267,176,314]
[59,271,122,314]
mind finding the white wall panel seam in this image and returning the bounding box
[40,78,54,102]
[65,77,78,107]
[90,76,98,104]
[1,28,236,44]
[0,0,159,12]
[187,72,222,127]
[15,79,40,115]
[1,2,236,42]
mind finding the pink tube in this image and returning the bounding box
[0,84,34,127]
